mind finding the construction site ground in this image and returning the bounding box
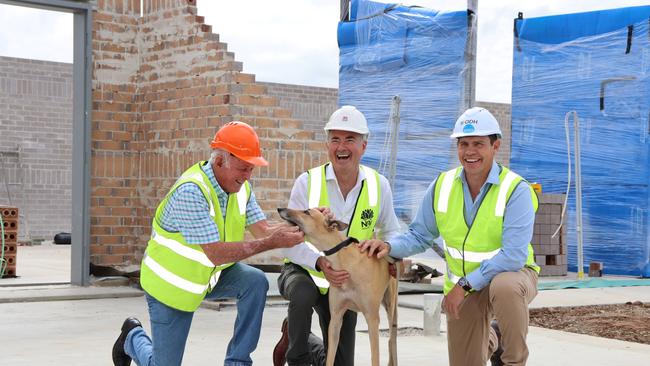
[530,302,650,345]
[1,242,650,365]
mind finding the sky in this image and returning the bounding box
[1,0,649,103]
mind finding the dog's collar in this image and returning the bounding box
[323,237,359,256]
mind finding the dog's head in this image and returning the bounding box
[277,208,348,250]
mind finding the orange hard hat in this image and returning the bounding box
[210,121,268,166]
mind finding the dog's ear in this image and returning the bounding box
[327,219,348,232]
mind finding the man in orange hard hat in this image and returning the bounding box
[112,121,305,366]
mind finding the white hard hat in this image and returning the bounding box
[324,105,369,135]
[450,107,502,139]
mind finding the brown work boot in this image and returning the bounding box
[273,318,289,366]
[490,320,504,366]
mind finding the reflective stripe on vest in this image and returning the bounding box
[288,163,381,294]
[434,165,540,295]
[140,162,250,312]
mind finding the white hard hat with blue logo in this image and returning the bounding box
[450,107,502,139]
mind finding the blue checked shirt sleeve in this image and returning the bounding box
[164,183,220,245]
[245,190,266,226]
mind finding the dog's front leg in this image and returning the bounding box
[364,310,381,366]
[326,299,346,366]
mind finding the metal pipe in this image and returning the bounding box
[464,0,478,109]
[387,96,401,191]
[340,0,350,22]
[573,113,585,279]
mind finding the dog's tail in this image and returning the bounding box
[383,262,399,366]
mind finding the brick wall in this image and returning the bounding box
[0,56,73,240]
[90,0,328,266]
[260,82,338,142]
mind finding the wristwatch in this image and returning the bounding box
[457,276,472,292]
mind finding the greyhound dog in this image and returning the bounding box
[278,207,398,366]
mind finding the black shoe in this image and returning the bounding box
[272,318,289,366]
[490,320,504,366]
[112,317,142,366]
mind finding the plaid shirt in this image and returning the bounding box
[159,162,265,244]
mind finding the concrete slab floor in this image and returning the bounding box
[2,245,650,365]
[0,241,70,285]
[1,288,650,365]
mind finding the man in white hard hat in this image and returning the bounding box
[272,105,401,366]
[361,107,540,366]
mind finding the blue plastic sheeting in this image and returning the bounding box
[510,7,650,276]
[338,0,468,223]
[515,6,650,44]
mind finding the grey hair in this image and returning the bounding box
[326,131,369,142]
[208,149,230,167]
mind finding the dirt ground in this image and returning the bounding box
[529,301,650,345]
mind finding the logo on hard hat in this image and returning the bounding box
[342,116,348,122]
[463,124,476,133]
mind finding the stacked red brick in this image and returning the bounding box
[532,194,567,276]
[1,206,18,278]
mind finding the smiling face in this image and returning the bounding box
[457,135,500,182]
[212,153,255,193]
[326,130,367,172]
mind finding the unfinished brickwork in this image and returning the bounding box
[91,0,327,266]
[0,56,73,241]
[260,82,338,142]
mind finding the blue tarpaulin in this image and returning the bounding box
[510,6,650,276]
[338,0,468,222]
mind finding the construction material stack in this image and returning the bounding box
[511,6,650,276]
[1,206,18,278]
[532,194,567,276]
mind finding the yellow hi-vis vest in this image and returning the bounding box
[286,163,381,294]
[433,165,540,295]
[140,162,251,312]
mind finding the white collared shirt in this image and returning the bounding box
[284,164,401,269]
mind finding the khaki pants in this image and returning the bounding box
[447,267,538,366]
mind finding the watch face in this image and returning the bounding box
[458,277,471,291]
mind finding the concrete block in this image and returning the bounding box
[423,293,442,337]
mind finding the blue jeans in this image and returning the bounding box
[125,263,269,366]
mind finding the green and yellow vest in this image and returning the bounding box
[140,162,251,312]
[433,165,540,295]
[287,163,381,294]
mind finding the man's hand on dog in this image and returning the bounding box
[268,226,304,248]
[358,239,390,259]
[317,257,350,286]
[315,207,334,220]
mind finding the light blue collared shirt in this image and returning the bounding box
[388,161,535,291]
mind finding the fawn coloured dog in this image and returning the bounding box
[278,207,398,366]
